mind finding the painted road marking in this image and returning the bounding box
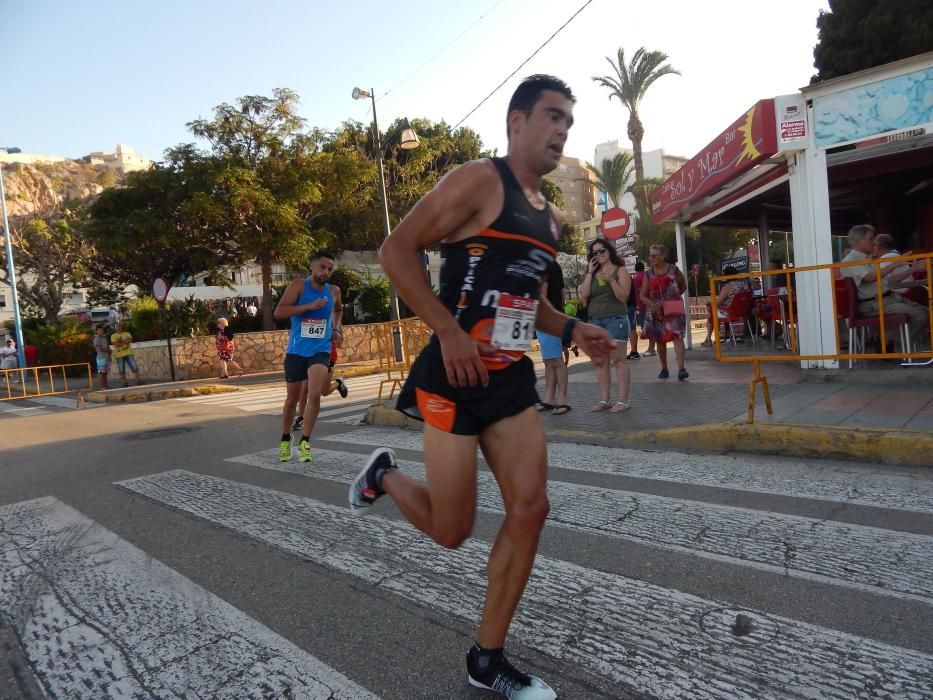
[320,427,933,514]
[0,403,51,416]
[117,470,933,699]
[0,497,378,700]
[227,447,933,604]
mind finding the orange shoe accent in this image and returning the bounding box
[415,388,457,433]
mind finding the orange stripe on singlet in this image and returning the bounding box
[474,229,557,256]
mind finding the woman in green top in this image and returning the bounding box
[580,238,633,413]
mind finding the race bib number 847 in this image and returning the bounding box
[301,318,328,339]
[491,294,538,351]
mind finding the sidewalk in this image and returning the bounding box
[368,341,933,467]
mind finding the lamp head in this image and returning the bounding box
[352,87,371,101]
[398,119,420,150]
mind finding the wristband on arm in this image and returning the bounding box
[561,319,577,348]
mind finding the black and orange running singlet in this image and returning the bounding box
[437,157,561,369]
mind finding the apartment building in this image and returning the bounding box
[543,155,599,225]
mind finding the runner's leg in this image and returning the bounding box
[300,363,330,439]
[474,406,549,648]
[281,380,305,436]
[381,423,478,547]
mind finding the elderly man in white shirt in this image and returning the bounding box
[872,233,926,296]
[841,224,929,349]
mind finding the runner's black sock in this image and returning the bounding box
[281,434,290,442]
[467,642,504,675]
[300,435,309,443]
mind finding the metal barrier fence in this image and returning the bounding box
[371,318,433,402]
[709,251,932,422]
[1,363,93,401]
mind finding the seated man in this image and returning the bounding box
[701,266,744,346]
[872,234,927,304]
[842,225,929,349]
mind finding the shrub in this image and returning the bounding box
[25,319,93,374]
[166,296,214,338]
[126,296,163,341]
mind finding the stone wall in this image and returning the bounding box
[130,323,388,382]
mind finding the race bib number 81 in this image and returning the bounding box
[491,294,538,351]
[301,318,328,339]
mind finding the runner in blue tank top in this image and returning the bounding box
[273,251,344,463]
[346,75,617,699]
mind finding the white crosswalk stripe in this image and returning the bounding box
[227,447,933,605]
[116,469,933,699]
[173,374,384,424]
[321,427,933,514]
[0,497,378,699]
[0,402,52,416]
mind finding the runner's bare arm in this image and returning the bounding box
[380,160,501,388]
[273,278,326,320]
[331,287,344,347]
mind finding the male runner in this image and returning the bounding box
[292,341,349,432]
[273,252,343,462]
[348,75,615,698]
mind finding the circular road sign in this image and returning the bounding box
[152,277,169,303]
[600,207,631,240]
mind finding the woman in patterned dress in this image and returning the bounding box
[640,244,689,380]
[214,317,245,378]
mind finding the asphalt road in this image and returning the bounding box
[1,382,932,699]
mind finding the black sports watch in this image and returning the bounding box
[561,319,577,348]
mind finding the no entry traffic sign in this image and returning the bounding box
[600,207,630,239]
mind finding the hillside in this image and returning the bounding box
[2,160,129,218]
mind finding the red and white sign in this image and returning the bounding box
[152,277,169,303]
[650,99,778,225]
[600,207,630,239]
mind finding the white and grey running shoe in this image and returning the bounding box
[467,651,556,699]
[348,448,397,513]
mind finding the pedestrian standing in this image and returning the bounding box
[111,322,145,387]
[641,244,689,380]
[580,237,633,412]
[536,261,571,415]
[92,325,112,389]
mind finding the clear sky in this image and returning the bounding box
[3,0,829,165]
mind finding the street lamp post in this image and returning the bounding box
[0,147,26,369]
[351,87,419,324]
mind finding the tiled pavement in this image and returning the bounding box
[539,348,933,434]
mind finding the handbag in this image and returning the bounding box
[662,298,685,316]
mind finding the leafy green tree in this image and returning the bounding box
[540,178,564,209]
[586,153,635,209]
[1,202,91,320]
[593,48,680,216]
[812,0,933,82]
[85,145,241,301]
[187,88,323,329]
[314,120,489,252]
[356,271,391,322]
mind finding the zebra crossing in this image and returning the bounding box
[2,426,933,698]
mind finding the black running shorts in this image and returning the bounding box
[284,352,331,383]
[396,338,540,435]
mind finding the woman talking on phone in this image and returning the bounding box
[580,238,633,413]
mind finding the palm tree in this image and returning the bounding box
[585,152,635,210]
[593,47,680,218]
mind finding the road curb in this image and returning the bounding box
[621,422,933,467]
[87,384,240,403]
[365,403,420,429]
[366,404,932,467]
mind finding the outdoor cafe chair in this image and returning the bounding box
[835,277,911,368]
